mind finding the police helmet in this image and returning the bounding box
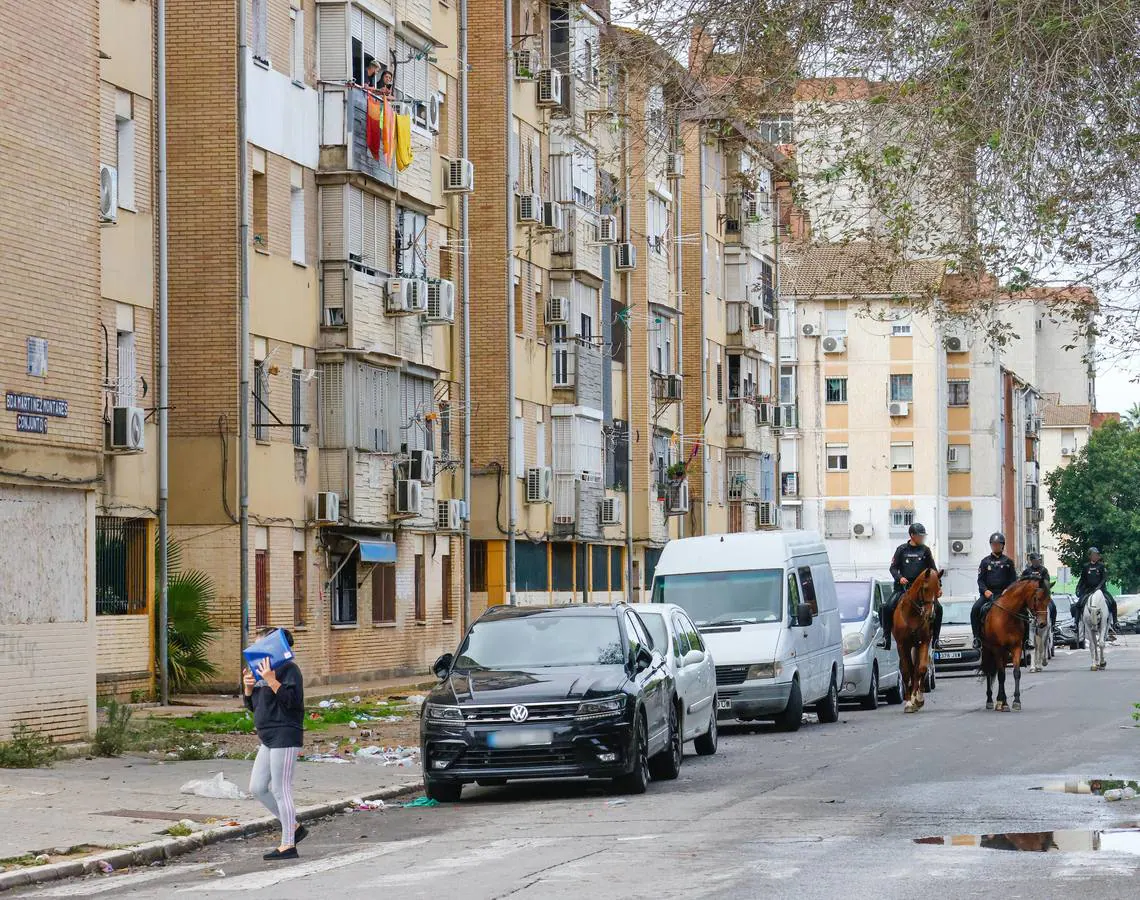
[989,532,1006,546]
[908,522,927,537]
[1090,547,1101,557]
[1027,552,1042,563]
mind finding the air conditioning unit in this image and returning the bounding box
[851,521,874,539]
[427,93,442,133]
[436,498,464,532]
[888,401,910,417]
[1061,445,1075,457]
[758,401,773,424]
[514,48,538,80]
[99,164,118,223]
[666,480,690,515]
[536,68,563,106]
[443,158,475,193]
[748,305,764,330]
[110,406,145,451]
[395,479,423,515]
[516,192,543,224]
[821,335,846,354]
[315,491,340,525]
[615,242,637,271]
[944,331,972,353]
[386,277,428,314]
[408,448,435,484]
[759,501,777,527]
[598,214,618,243]
[801,321,821,338]
[526,466,553,503]
[546,296,569,325]
[743,195,762,222]
[1030,508,1045,525]
[541,200,564,233]
[600,497,623,526]
[950,539,971,556]
[775,404,798,429]
[666,152,684,179]
[427,280,456,324]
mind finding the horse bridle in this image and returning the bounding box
[992,584,1049,627]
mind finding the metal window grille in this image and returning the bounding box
[442,555,453,620]
[414,554,426,620]
[95,517,149,615]
[293,550,307,626]
[470,541,488,591]
[332,556,358,625]
[255,549,270,627]
[824,509,851,539]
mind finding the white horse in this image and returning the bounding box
[1082,589,1109,671]
[1031,603,1054,674]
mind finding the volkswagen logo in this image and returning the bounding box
[509,704,529,723]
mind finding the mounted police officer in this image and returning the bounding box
[1073,547,1118,640]
[880,523,942,651]
[1021,551,1056,637]
[971,532,1018,649]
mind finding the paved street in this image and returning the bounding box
[20,644,1140,899]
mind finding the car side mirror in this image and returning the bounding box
[432,653,453,680]
[682,648,705,667]
[634,645,654,673]
[797,604,814,628]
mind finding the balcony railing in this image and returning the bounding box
[552,338,602,408]
[774,403,799,429]
[781,471,799,498]
[319,86,398,188]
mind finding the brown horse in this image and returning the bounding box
[892,568,944,713]
[980,578,1051,711]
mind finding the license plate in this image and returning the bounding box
[935,651,963,660]
[717,698,733,711]
[486,728,553,749]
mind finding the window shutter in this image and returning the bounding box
[510,130,520,188]
[292,8,305,81]
[252,0,268,61]
[375,198,391,271]
[400,374,413,450]
[319,363,345,449]
[320,184,345,259]
[530,137,541,194]
[362,193,377,269]
[116,332,136,406]
[347,187,363,260]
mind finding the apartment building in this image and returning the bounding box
[467,1,629,609]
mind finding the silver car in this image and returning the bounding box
[630,603,719,755]
[836,580,903,708]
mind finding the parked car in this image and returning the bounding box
[931,600,980,671]
[835,579,903,709]
[630,603,718,754]
[651,530,845,732]
[1053,593,1082,648]
[420,603,679,802]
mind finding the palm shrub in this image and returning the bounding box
[157,540,220,691]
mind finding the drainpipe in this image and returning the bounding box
[156,0,170,704]
[505,0,517,605]
[238,0,251,661]
[623,85,634,597]
[673,114,684,538]
[698,130,709,535]
[459,0,471,626]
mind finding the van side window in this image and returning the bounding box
[798,566,819,616]
[787,573,801,619]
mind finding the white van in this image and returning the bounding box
[650,530,844,731]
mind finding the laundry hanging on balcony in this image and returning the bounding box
[366,94,383,161]
[382,97,396,167]
[395,111,414,172]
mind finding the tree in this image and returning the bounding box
[1124,403,1140,431]
[1046,422,1140,592]
[156,540,220,692]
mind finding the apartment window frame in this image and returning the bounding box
[947,443,971,471]
[825,443,849,473]
[948,379,970,407]
[116,328,137,407]
[293,546,307,627]
[290,169,305,265]
[890,441,915,472]
[889,374,914,403]
[95,516,149,616]
[758,114,794,146]
[890,312,913,337]
[889,508,916,537]
[414,553,426,622]
[825,377,847,404]
[824,508,851,540]
[290,6,305,85]
[371,563,396,624]
[252,166,268,250]
[397,207,429,279]
[254,360,269,442]
[115,92,136,212]
[948,508,973,539]
[255,548,270,628]
[824,307,847,337]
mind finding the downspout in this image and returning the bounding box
[673,113,684,538]
[623,81,634,597]
[505,0,517,605]
[156,0,170,704]
[698,130,709,535]
[238,0,251,660]
[459,0,471,626]
[771,192,780,527]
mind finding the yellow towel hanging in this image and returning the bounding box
[395,113,414,172]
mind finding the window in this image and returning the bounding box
[536,417,546,468]
[439,401,452,460]
[948,508,973,539]
[95,517,149,615]
[254,361,268,441]
[516,541,549,592]
[824,508,851,539]
[891,311,913,336]
[825,377,847,404]
[824,306,846,337]
[290,368,304,446]
[397,208,428,278]
[716,361,724,403]
[255,548,269,628]
[797,566,819,615]
[253,167,268,249]
[252,0,269,63]
[332,555,358,625]
[758,114,794,146]
[442,555,453,620]
[826,443,849,472]
[290,167,305,264]
[890,374,913,403]
[514,414,524,477]
[890,442,914,471]
[356,363,393,451]
[624,610,652,660]
[648,195,668,253]
[115,91,135,211]
[414,553,426,621]
[779,366,796,404]
[786,571,802,616]
[400,373,435,451]
[116,329,136,407]
[470,540,487,591]
[351,6,391,86]
[890,508,916,537]
[948,380,970,406]
[290,6,304,83]
[948,443,971,471]
[348,187,392,273]
[293,540,307,627]
[372,564,396,623]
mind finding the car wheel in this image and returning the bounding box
[424,778,462,803]
[476,779,507,787]
[860,666,880,711]
[613,714,650,795]
[884,670,904,705]
[776,679,803,732]
[649,699,683,780]
[694,699,718,756]
[816,672,840,723]
[924,665,936,693]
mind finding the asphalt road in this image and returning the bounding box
[23,643,1140,899]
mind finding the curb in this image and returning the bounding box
[0,783,419,893]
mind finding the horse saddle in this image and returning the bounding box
[980,600,995,623]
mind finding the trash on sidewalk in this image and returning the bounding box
[402,796,440,808]
[604,798,628,807]
[1105,787,1137,802]
[179,772,251,800]
[96,860,114,874]
[350,798,387,811]
[405,695,426,707]
[303,753,351,763]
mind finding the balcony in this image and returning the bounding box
[723,192,764,250]
[726,302,772,352]
[652,372,683,405]
[552,338,603,409]
[320,86,397,188]
[774,403,799,430]
[552,473,604,541]
[1024,460,1040,485]
[727,397,766,450]
[781,471,800,498]
[551,206,603,278]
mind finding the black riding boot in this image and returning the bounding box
[880,603,894,650]
[931,603,944,649]
[970,598,984,649]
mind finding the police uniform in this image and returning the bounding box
[1075,559,1117,628]
[880,540,942,650]
[1021,563,1056,628]
[971,550,1018,643]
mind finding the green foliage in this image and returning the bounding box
[92,700,134,757]
[164,711,254,735]
[164,823,195,837]
[1124,403,1140,431]
[0,726,57,769]
[1046,421,1140,592]
[157,540,220,691]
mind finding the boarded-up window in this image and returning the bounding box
[255,549,269,628]
[293,548,306,627]
[414,554,426,620]
[371,564,396,623]
[441,555,453,620]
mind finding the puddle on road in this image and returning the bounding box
[1030,779,1140,795]
[916,828,1140,853]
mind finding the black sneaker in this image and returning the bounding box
[295,824,309,844]
[263,847,298,861]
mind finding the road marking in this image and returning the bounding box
[181,839,429,892]
[362,838,552,886]
[39,866,207,896]
[616,834,660,842]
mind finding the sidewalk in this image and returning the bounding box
[0,753,423,863]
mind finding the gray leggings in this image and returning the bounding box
[250,744,300,847]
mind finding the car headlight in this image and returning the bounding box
[575,696,626,719]
[424,703,464,723]
[843,631,869,655]
[746,662,782,680]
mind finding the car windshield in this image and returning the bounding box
[453,614,625,670]
[637,611,669,654]
[942,602,973,626]
[836,581,873,623]
[652,569,783,626]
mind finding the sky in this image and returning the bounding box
[1096,356,1138,415]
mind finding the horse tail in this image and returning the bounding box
[980,646,997,680]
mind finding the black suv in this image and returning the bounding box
[420,603,680,802]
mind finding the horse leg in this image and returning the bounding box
[913,640,930,710]
[1012,664,1022,711]
[1099,623,1108,669]
[995,663,1007,711]
[899,642,915,712]
[1088,618,1098,670]
[1032,628,1043,673]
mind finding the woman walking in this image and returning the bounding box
[243,629,307,860]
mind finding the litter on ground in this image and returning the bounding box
[179,772,250,800]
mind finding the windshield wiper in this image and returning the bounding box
[700,616,758,626]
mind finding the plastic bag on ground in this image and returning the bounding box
[179,772,251,800]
